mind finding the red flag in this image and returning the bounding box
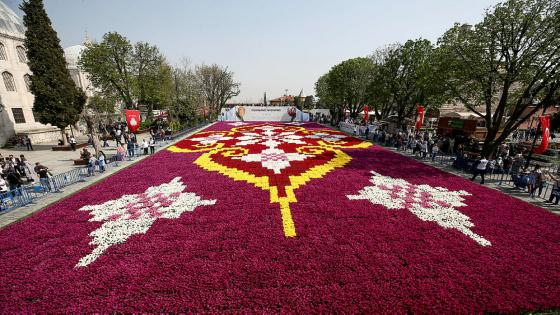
[534,116,551,154]
[125,110,141,133]
[416,106,425,130]
[364,105,369,123]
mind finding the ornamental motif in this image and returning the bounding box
[169,123,371,237]
[77,177,216,267]
[347,171,490,246]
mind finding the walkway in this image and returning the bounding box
[0,124,212,228]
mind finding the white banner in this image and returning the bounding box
[223,106,309,122]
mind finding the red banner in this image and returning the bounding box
[534,116,551,154]
[125,110,141,133]
[364,105,369,123]
[416,106,425,130]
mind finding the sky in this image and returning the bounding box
[5,0,500,103]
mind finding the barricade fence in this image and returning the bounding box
[0,123,208,214]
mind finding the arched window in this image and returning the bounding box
[16,46,27,63]
[24,74,31,92]
[0,43,7,60]
[2,71,16,91]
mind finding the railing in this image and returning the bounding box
[375,139,559,202]
[0,123,208,214]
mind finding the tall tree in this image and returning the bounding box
[21,0,86,144]
[379,39,441,128]
[315,73,342,123]
[367,46,398,121]
[195,64,240,116]
[326,57,374,119]
[134,42,167,117]
[435,0,560,157]
[79,32,136,108]
[170,59,202,122]
[304,95,315,110]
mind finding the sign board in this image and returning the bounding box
[223,106,309,122]
[448,119,465,129]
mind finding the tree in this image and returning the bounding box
[21,0,86,144]
[79,32,136,108]
[435,0,560,157]
[195,64,240,116]
[371,39,442,128]
[304,95,315,110]
[134,42,168,117]
[367,46,398,121]
[326,57,374,119]
[170,59,202,122]
[315,73,341,123]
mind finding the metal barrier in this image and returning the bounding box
[0,123,209,215]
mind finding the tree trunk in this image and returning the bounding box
[60,129,68,145]
[481,127,499,158]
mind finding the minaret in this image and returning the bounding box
[84,31,92,45]
[264,92,267,106]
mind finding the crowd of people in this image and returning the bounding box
[350,123,560,203]
[0,153,52,195]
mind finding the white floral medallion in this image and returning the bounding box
[347,171,490,246]
[76,177,216,267]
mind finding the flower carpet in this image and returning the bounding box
[0,122,559,313]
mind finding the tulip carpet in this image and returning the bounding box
[0,122,559,313]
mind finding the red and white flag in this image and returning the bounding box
[125,110,141,133]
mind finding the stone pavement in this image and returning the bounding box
[0,133,161,175]
[0,124,212,229]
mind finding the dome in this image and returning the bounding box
[64,45,86,68]
[0,1,25,39]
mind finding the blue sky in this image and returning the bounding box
[5,0,499,103]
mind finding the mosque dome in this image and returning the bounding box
[0,1,25,39]
[64,45,86,68]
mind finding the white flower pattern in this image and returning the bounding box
[347,171,490,246]
[77,177,216,267]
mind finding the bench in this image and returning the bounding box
[52,143,88,151]
[73,159,88,166]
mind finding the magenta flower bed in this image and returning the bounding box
[0,122,559,313]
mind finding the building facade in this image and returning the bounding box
[0,2,93,147]
[0,1,63,146]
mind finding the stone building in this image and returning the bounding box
[0,2,93,147]
[0,1,62,146]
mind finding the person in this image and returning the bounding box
[102,133,109,148]
[34,162,51,190]
[547,175,560,204]
[364,126,370,140]
[25,135,33,151]
[149,137,156,155]
[530,165,543,198]
[5,168,22,191]
[0,175,8,193]
[127,139,135,158]
[115,128,122,146]
[69,136,77,151]
[98,151,106,173]
[87,155,97,177]
[116,144,126,161]
[142,139,149,155]
[421,140,429,159]
[431,144,439,162]
[80,148,91,162]
[471,155,489,184]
